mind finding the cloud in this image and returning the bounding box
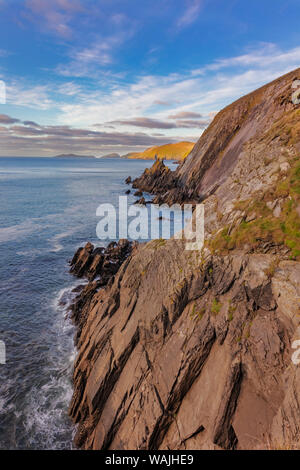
[24,0,84,38]
[57,81,82,96]
[192,43,300,76]
[176,0,203,29]
[108,116,210,130]
[55,31,134,77]
[153,100,171,106]
[51,43,300,133]
[108,117,178,129]
[0,114,20,124]
[23,120,41,127]
[2,43,300,156]
[0,114,198,156]
[6,81,53,109]
[168,111,203,119]
[175,119,210,128]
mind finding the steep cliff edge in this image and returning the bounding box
[68,69,300,450]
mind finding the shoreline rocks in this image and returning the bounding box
[67,68,300,450]
[70,239,135,283]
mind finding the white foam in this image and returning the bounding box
[22,284,80,449]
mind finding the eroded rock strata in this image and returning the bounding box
[69,68,300,450]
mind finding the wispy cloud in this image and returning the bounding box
[6,81,53,110]
[108,117,178,129]
[192,43,300,75]
[55,30,135,77]
[168,111,203,119]
[176,0,203,29]
[0,114,20,124]
[55,43,300,130]
[57,81,82,96]
[24,0,84,38]
[108,116,209,129]
[2,43,300,155]
[0,113,197,156]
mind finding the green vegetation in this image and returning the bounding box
[211,298,222,315]
[208,155,300,260]
[150,238,167,249]
[228,301,237,322]
[264,257,280,279]
[190,303,206,321]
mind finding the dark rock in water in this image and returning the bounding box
[134,190,143,197]
[70,239,137,283]
[69,239,138,345]
[125,176,132,184]
[125,189,131,194]
[70,242,94,278]
[131,158,188,205]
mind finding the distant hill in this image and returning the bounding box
[122,141,195,161]
[100,153,121,159]
[54,153,96,159]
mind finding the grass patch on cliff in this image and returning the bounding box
[149,238,167,249]
[208,156,300,260]
[265,109,300,147]
[211,298,222,315]
[190,302,206,321]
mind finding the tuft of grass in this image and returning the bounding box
[264,257,280,279]
[150,238,167,250]
[208,156,300,260]
[190,303,206,321]
[228,301,237,322]
[211,298,222,315]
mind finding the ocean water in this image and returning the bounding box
[0,156,154,450]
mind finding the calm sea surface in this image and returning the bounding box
[0,156,154,449]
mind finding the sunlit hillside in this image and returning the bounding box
[124,141,195,160]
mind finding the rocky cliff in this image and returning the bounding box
[68,68,300,450]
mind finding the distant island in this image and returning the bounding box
[53,153,96,159]
[121,141,195,161]
[100,153,121,159]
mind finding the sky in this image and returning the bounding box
[0,0,300,156]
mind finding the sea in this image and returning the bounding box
[0,156,157,449]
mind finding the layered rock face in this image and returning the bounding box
[69,68,300,450]
[133,69,300,206]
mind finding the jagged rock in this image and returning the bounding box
[134,190,143,197]
[125,176,132,184]
[68,69,300,450]
[132,159,179,199]
[70,242,94,277]
[69,241,300,450]
[70,239,136,282]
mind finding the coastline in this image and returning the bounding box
[67,69,300,450]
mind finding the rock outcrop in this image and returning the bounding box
[70,239,135,283]
[68,68,300,450]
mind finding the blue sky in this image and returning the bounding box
[0,0,300,156]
